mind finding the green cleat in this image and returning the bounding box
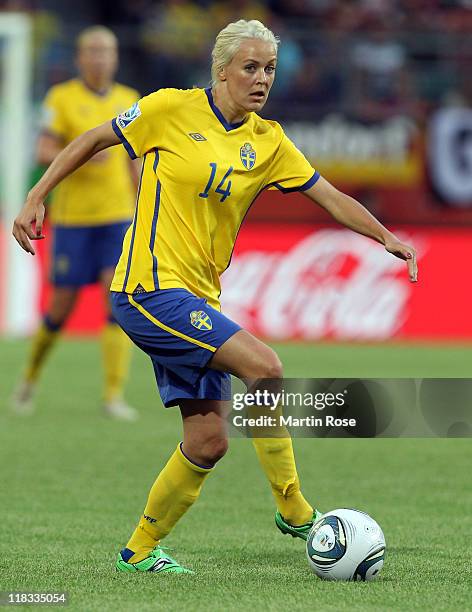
[116,545,194,574]
[275,509,324,541]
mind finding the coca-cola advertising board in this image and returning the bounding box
[34,224,471,341]
[220,225,471,341]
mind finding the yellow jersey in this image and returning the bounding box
[43,78,139,225]
[111,88,319,308]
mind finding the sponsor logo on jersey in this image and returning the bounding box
[240,142,256,170]
[189,132,207,141]
[117,102,141,129]
[190,310,213,330]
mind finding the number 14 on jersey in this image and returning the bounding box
[199,163,234,202]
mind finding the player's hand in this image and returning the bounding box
[384,238,417,282]
[12,196,46,255]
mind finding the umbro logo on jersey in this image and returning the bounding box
[189,132,207,141]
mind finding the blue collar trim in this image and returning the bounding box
[204,88,246,132]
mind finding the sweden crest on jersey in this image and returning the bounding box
[190,310,213,330]
[240,142,256,170]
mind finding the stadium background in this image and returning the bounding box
[0,2,471,610]
[1,0,472,339]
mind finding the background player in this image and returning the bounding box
[11,26,140,420]
[12,20,417,573]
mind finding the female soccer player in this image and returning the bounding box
[13,20,417,574]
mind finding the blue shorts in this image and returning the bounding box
[110,288,241,407]
[51,222,130,287]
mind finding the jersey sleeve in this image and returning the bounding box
[40,87,67,140]
[266,131,320,193]
[112,89,169,159]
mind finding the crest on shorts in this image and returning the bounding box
[55,255,69,275]
[190,310,212,331]
[240,142,256,170]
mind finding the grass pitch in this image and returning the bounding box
[0,339,471,611]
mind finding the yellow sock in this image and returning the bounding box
[126,443,213,563]
[252,434,313,526]
[101,322,132,403]
[24,319,61,383]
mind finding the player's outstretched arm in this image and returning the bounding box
[12,121,121,255]
[303,176,418,282]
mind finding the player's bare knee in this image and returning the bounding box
[201,437,229,464]
[260,352,283,379]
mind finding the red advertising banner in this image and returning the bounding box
[221,225,471,341]
[35,224,471,341]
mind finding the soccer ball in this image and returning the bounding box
[306,508,386,581]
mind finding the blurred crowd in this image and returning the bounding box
[1,0,471,122]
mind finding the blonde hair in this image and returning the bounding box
[76,25,117,49]
[211,20,279,87]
